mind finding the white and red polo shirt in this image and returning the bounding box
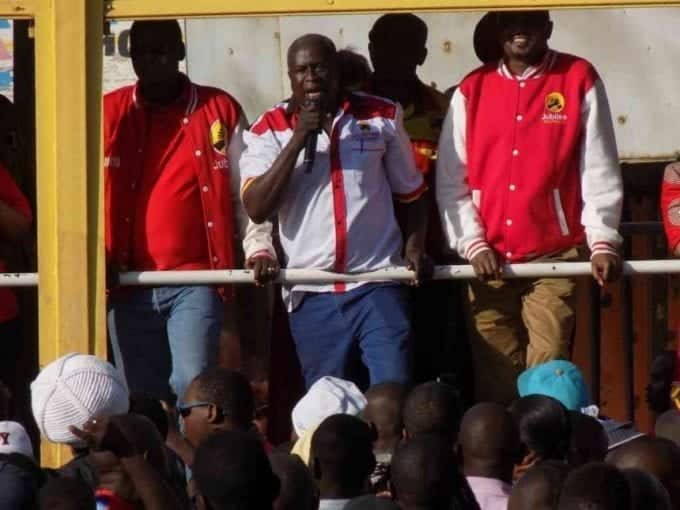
[240,92,426,310]
[436,50,623,264]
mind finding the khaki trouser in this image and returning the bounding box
[467,248,578,405]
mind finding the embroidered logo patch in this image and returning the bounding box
[545,92,565,113]
[543,92,568,123]
[210,120,227,155]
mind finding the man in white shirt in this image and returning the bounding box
[240,34,431,387]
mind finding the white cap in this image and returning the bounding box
[31,353,130,444]
[0,421,33,459]
[292,376,367,438]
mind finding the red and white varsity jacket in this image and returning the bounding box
[661,162,680,253]
[436,51,623,263]
[104,76,274,281]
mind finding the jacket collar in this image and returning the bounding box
[497,49,558,81]
[132,73,198,116]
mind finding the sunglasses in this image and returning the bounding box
[178,400,213,418]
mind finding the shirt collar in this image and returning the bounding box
[497,50,558,81]
[132,73,197,116]
[466,476,513,496]
[284,94,352,127]
[319,499,351,510]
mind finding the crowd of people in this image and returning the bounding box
[1,6,680,510]
[0,353,679,509]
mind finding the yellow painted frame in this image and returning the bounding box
[33,0,104,466]
[15,0,679,466]
[106,0,680,17]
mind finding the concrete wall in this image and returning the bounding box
[184,8,680,160]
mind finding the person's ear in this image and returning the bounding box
[176,41,186,62]
[545,21,554,41]
[513,450,539,482]
[417,47,427,67]
[207,404,222,425]
[455,443,464,467]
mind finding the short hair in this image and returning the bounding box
[606,436,680,500]
[459,402,520,466]
[269,453,317,510]
[364,382,407,447]
[39,477,95,510]
[622,468,672,510]
[390,435,460,510]
[558,462,631,510]
[402,382,463,442]
[391,436,454,507]
[191,368,255,428]
[130,20,183,48]
[508,460,570,510]
[646,351,675,414]
[287,34,337,69]
[337,49,372,92]
[311,414,375,491]
[369,14,428,47]
[193,430,279,510]
[128,393,169,440]
[510,395,571,461]
[568,411,608,467]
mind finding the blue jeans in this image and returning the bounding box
[288,283,411,388]
[107,286,223,402]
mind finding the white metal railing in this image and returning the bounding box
[2,260,680,286]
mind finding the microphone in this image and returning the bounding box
[303,95,322,174]
[303,130,318,174]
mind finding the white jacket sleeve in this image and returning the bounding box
[435,88,489,260]
[579,78,623,258]
[229,114,276,261]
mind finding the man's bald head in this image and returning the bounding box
[459,403,520,481]
[558,462,631,510]
[287,34,337,70]
[364,382,407,452]
[508,460,570,510]
[402,382,463,443]
[607,437,680,507]
[621,468,672,510]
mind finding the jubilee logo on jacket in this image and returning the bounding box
[543,91,568,124]
[210,119,230,170]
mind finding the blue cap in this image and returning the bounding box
[517,360,590,411]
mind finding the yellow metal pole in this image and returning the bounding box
[34,0,105,467]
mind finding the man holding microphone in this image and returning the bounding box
[240,34,431,388]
